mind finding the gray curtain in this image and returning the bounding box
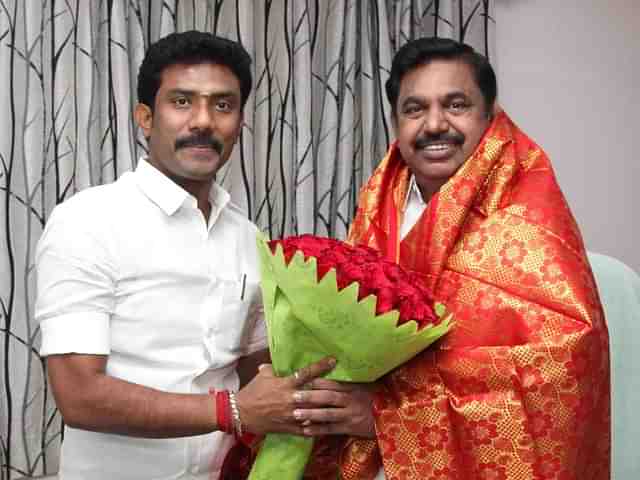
[0,1,493,478]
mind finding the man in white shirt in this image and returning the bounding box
[35,31,336,479]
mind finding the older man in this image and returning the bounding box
[294,37,610,480]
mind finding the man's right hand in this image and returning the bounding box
[236,357,336,435]
[47,353,337,439]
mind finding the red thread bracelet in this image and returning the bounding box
[210,389,233,434]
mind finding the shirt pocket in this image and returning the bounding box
[212,277,261,358]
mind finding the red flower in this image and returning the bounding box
[269,235,441,328]
[339,262,367,289]
[376,287,397,315]
[384,262,406,282]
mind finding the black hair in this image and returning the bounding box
[385,37,497,115]
[137,30,252,110]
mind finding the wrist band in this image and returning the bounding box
[228,391,244,437]
[210,389,233,434]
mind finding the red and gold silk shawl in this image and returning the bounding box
[339,111,610,480]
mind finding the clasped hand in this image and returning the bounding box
[235,357,376,439]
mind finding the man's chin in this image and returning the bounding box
[171,162,221,183]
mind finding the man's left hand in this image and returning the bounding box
[291,379,377,439]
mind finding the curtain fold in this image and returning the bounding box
[0,1,493,477]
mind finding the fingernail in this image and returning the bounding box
[293,409,303,420]
[293,391,304,403]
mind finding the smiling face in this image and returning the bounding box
[393,59,492,201]
[134,61,243,196]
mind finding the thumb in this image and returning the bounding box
[257,363,274,376]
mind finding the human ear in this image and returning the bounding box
[134,103,153,138]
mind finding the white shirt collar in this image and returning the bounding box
[399,174,430,240]
[134,158,230,225]
[402,174,427,212]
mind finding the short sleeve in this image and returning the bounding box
[35,204,117,356]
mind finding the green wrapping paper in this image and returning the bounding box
[248,233,453,480]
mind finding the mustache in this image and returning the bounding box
[175,132,224,155]
[414,132,465,149]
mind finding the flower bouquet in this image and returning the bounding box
[248,233,453,480]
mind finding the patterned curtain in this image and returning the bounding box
[0,1,493,478]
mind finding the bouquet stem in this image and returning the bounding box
[248,433,314,480]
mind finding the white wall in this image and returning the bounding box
[494,0,639,273]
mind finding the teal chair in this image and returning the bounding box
[588,252,640,479]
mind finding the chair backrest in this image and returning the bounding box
[587,252,640,479]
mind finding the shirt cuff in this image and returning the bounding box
[40,312,111,356]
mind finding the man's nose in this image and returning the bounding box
[423,106,448,134]
[189,102,215,130]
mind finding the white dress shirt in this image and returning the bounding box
[400,174,429,240]
[35,159,267,480]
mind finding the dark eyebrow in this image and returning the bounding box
[443,91,470,102]
[166,89,239,100]
[166,89,195,97]
[401,91,470,107]
[400,95,426,108]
